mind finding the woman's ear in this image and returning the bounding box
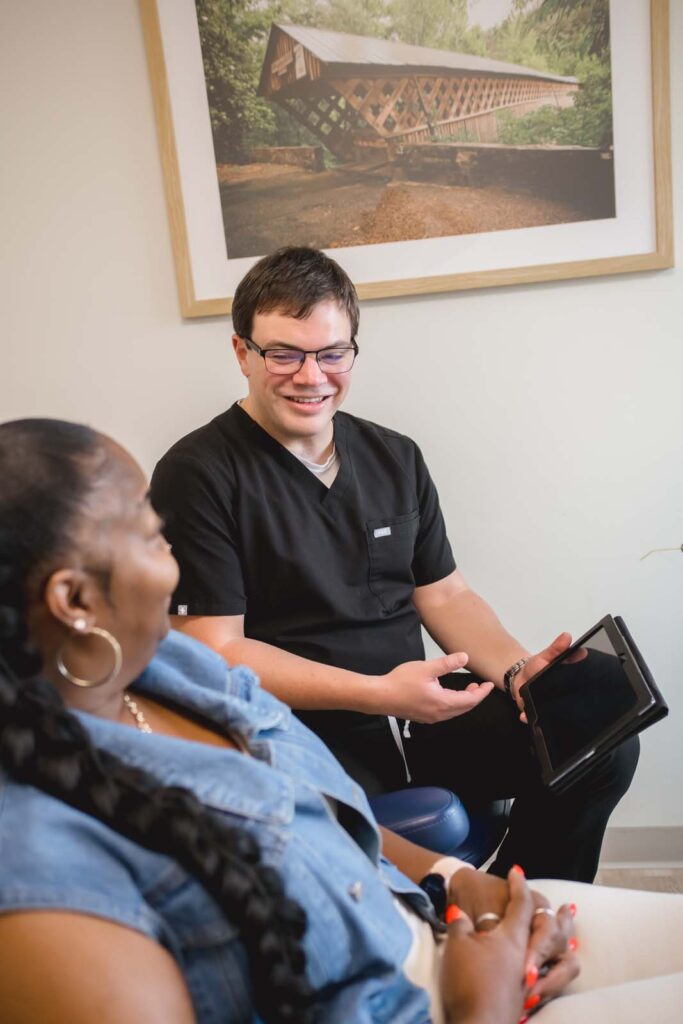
[43,569,102,631]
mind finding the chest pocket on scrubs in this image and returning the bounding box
[366,510,420,614]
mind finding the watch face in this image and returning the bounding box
[418,872,447,918]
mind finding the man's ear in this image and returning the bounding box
[232,334,251,378]
[43,569,102,631]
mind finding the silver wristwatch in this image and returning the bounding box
[503,657,529,700]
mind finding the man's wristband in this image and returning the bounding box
[503,657,530,700]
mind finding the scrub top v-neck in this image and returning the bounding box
[151,403,455,739]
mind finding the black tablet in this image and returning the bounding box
[520,615,668,792]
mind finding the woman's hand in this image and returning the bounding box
[441,868,580,1023]
[523,901,579,1013]
[441,866,533,1024]
[448,867,550,932]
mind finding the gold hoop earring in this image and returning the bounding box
[56,620,122,688]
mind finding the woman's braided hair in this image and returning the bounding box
[0,419,314,1023]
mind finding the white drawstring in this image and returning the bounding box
[388,715,412,783]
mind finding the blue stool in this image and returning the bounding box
[369,787,511,868]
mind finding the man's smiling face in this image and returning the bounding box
[233,299,355,450]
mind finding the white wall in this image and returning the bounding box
[2,1,681,829]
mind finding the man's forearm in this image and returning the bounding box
[417,586,528,689]
[216,634,383,712]
[173,613,491,722]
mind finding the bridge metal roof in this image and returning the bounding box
[275,24,577,84]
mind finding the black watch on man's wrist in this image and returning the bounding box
[503,657,529,700]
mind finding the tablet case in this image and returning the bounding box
[521,615,668,792]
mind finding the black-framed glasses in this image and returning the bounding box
[242,336,358,375]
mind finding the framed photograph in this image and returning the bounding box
[140,0,673,318]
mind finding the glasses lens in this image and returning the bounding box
[263,347,356,374]
[318,348,355,373]
[264,350,305,374]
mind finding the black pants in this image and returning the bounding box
[323,674,639,883]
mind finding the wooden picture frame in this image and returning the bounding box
[140,0,673,319]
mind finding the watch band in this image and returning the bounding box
[419,857,473,919]
[503,657,530,699]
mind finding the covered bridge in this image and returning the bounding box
[258,24,578,160]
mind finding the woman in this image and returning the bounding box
[0,418,681,1024]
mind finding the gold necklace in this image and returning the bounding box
[122,693,153,734]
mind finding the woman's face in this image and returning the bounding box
[35,441,180,709]
[92,446,180,677]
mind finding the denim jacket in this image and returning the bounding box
[0,631,437,1022]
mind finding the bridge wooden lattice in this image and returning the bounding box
[258,25,578,160]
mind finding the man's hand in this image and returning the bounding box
[512,633,588,722]
[375,653,493,723]
[512,633,572,719]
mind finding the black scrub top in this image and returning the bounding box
[150,404,456,740]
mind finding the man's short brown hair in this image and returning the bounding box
[231,247,359,340]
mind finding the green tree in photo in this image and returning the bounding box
[529,0,610,62]
[496,57,612,147]
[493,0,613,148]
[487,12,550,71]
[196,0,275,163]
[311,0,390,37]
[387,0,469,49]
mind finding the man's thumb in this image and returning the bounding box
[433,652,469,676]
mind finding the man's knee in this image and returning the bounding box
[610,733,640,792]
[588,734,640,798]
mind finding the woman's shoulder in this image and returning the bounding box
[145,628,240,691]
[140,629,292,730]
[143,629,266,701]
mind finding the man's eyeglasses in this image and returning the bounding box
[242,336,358,375]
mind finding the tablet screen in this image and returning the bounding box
[525,626,650,771]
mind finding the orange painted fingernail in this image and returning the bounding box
[525,965,539,988]
[445,903,461,924]
[568,937,578,951]
[512,864,525,876]
[569,903,577,917]
[524,994,541,1011]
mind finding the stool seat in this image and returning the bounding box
[449,799,512,866]
[369,787,470,854]
[369,787,512,867]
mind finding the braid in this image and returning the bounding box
[0,420,315,1023]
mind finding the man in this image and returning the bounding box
[151,246,638,881]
